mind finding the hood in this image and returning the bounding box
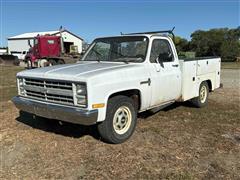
[17,61,137,81]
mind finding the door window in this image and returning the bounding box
[150,39,174,63]
[47,40,55,44]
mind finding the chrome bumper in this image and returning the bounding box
[12,96,98,125]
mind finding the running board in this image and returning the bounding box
[139,101,175,113]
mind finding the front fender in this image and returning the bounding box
[86,63,151,122]
[95,87,143,122]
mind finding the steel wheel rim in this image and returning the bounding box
[113,106,132,135]
[200,85,207,103]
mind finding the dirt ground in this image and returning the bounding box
[0,66,239,179]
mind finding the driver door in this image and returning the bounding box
[148,38,181,107]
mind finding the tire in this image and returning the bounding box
[97,95,137,144]
[57,59,65,64]
[13,59,20,66]
[27,59,32,69]
[191,81,209,108]
[48,59,57,66]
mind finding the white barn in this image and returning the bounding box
[8,29,84,54]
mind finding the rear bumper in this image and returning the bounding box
[12,96,98,125]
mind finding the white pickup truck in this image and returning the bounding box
[11,51,27,60]
[12,32,221,143]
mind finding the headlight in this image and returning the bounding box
[19,78,24,86]
[76,84,87,95]
[18,78,25,96]
[76,95,87,105]
[75,84,87,107]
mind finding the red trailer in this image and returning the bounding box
[25,35,65,68]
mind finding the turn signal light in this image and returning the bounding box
[92,103,105,109]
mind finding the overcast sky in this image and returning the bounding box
[0,0,239,46]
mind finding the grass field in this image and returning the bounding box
[221,61,240,69]
[0,64,240,179]
[0,66,24,102]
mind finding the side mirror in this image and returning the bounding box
[157,54,165,68]
[158,52,173,63]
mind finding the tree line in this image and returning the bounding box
[175,27,240,62]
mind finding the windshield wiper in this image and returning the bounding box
[114,57,143,64]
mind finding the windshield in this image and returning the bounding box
[34,38,38,45]
[82,36,149,63]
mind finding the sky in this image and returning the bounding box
[0,0,239,47]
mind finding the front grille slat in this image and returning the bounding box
[25,81,44,87]
[23,78,74,106]
[26,90,45,98]
[47,94,74,101]
[46,82,72,90]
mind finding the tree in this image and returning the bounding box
[220,28,240,61]
[190,28,240,61]
[174,36,189,53]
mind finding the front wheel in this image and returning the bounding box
[191,81,209,108]
[27,59,32,69]
[97,95,137,144]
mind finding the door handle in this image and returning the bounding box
[172,64,179,67]
[140,78,151,86]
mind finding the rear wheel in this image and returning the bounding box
[97,95,137,144]
[48,59,57,66]
[57,59,65,64]
[191,81,209,108]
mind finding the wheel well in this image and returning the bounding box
[206,80,212,91]
[108,89,141,110]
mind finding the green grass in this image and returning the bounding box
[221,62,240,69]
[0,65,24,101]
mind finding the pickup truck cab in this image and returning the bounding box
[12,32,221,143]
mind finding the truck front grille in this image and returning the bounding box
[23,78,74,105]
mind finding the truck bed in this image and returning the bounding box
[179,57,221,101]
